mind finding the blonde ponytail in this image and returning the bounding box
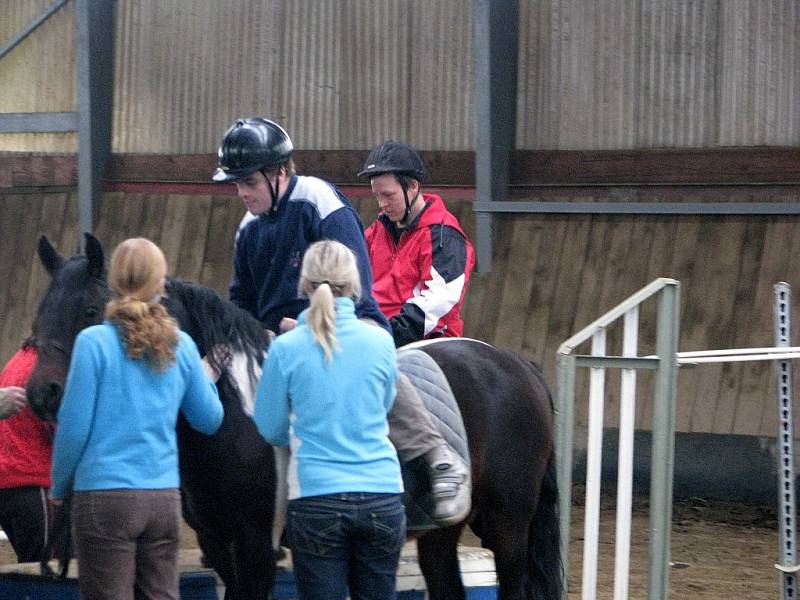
[299,241,362,363]
[306,283,338,362]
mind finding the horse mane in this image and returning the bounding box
[163,278,269,391]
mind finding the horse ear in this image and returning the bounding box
[84,233,105,279]
[38,236,64,275]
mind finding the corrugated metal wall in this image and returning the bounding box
[517,0,800,148]
[0,0,76,151]
[2,0,798,152]
[113,0,475,152]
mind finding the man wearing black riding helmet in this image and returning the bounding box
[214,118,387,332]
[214,120,471,527]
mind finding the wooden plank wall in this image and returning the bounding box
[2,189,799,438]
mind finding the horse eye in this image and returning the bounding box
[85,306,100,319]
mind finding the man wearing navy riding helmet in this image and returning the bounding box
[360,140,475,525]
[360,141,475,346]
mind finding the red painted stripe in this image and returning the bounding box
[104,181,476,201]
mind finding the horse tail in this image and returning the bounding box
[529,454,563,600]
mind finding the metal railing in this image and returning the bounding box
[555,278,680,600]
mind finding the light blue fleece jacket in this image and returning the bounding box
[50,321,223,499]
[254,297,402,499]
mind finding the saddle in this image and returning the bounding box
[396,348,470,531]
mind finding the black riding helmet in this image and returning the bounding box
[358,141,426,224]
[212,118,293,183]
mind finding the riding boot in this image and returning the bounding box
[425,444,471,527]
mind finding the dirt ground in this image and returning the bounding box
[0,491,781,599]
[564,491,779,599]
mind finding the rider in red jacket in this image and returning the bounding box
[360,142,474,526]
[361,141,475,347]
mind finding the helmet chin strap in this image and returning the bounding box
[265,168,282,214]
[399,181,420,226]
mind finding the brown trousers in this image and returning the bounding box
[389,371,445,462]
[360,318,446,462]
[71,489,181,600]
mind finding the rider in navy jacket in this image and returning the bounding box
[231,174,387,333]
[217,118,388,334]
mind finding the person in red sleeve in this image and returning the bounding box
[0,334,55,563]
[361,141,475,347]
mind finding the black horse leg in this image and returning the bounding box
[193,529,236,597]
[417,525,466,600]
[230,521,275,600]
[482,513,533,600]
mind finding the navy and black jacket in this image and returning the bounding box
[230,175,389,334]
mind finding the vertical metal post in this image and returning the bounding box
[473,0,518,272]
[613,307,639,600]
[775,282,796,600]
[582,330,608,600]
[475,213,494,273]
[76,0,115,242]
[555,353,576,600]
[648,283,680,599]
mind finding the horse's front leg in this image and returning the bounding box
[417,525,466,600]
[230,519,276,600]
[192,527,236,595]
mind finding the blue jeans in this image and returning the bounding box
[287,492,406,600]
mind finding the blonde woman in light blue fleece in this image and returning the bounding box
[254,240,405,600]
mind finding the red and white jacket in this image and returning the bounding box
[365,194,475,347]
[0,346,53,489]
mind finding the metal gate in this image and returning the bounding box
[556,279,800,600]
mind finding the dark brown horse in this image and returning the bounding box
[26,233,561,600]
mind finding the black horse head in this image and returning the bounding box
[27,233,109,422]
[26,234,270,422]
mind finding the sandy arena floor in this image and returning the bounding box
[0,491,781,599]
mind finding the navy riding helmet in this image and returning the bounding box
[357,140,426,183]
[359,141,426,225]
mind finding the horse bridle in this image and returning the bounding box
[37,339,71,359]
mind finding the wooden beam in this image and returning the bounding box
[103,151,475,186]
[511,147,800,185]
[0,154,77,188]
[2,148,799,189]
